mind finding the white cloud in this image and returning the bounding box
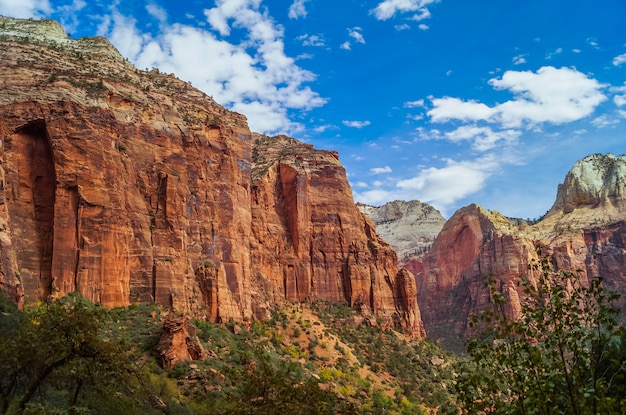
[394,23,410,31]
[146,3,168,23]
[428,97,496,123]
[512,54,526,65]
[98,1,326,135]
[613,53,626,66]
[313,124,333,133]
[343,120,371,128]
[614,95,626,107]
[429,67,607,129]
[371,0,438,21]
[340,41,351,50]
[445,126,521,151]
[586,37,600,49]
[53,0,86,34]
[0,0,51,18]
[409,7,431,20]
[396,156,497,206]
[489,66,607,127]
[288,0,308,19]
[296,33,325,47]
[404,99,425,108]
[545,47,562,60]
[591,115,620,128]
[348,27,365,44]
[353,156,498,214]
[418,24,429,30]
[370,166,392,174]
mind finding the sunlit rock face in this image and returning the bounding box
[358,200,446,277]
[0,16,424,335]
[413,153,626,345]
[250,135,425,336]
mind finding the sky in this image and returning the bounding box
[1,0,625,219]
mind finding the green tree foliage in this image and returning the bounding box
[0,293,150,414]
[455,247,626,414]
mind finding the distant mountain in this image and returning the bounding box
[414,153,626,347]
[357,200,445,264]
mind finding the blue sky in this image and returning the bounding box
[2,0,625,218]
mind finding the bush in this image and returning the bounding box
[455,246,626,414]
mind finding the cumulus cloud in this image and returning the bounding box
[97,1,326,135]
[429,67,607,128]
[0,0,51,18]
[288,0,308,19]
[370,166,392,174]
[396,157,496,206]
[613,53,626,66]
[614,95,626,107]
[353,156,498,214]
[371,0,438,21]
[489,66,607,127]
[343,120,371,128]
[428,97,496,122]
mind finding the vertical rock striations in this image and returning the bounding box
[0,16,423,335]
[250,135,424,335]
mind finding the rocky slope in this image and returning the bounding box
[357,200,446,269]
[0,16,423,335]
[415,153,626,345]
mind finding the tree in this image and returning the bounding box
[455,246,626,414]
[0,293,150,414]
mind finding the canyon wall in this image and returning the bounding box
[415,154,626,344]
[0,16,423,335]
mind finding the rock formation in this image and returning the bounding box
[357,200,446,272]
[415,153,626,346]
[0,16,423,335]
[250,135,424,335]
[157,314,209,369]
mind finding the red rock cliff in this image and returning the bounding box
[0,17,423,335]
[416,154,626,345]
[250,135,424,334]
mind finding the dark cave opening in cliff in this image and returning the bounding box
[13,120,57,299]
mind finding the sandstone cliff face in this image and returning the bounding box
[357,200,445,269]
[250,135,424,335]
[0,16,423,335]
[416,153,626,345]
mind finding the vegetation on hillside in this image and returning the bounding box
[452,247,626,414]
[0,292,456,414]
[1,246,624,414]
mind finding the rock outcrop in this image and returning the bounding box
[415,154,626,346]
[357,200,445,265]
[157,314,209,369]
[0,16,423,335]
